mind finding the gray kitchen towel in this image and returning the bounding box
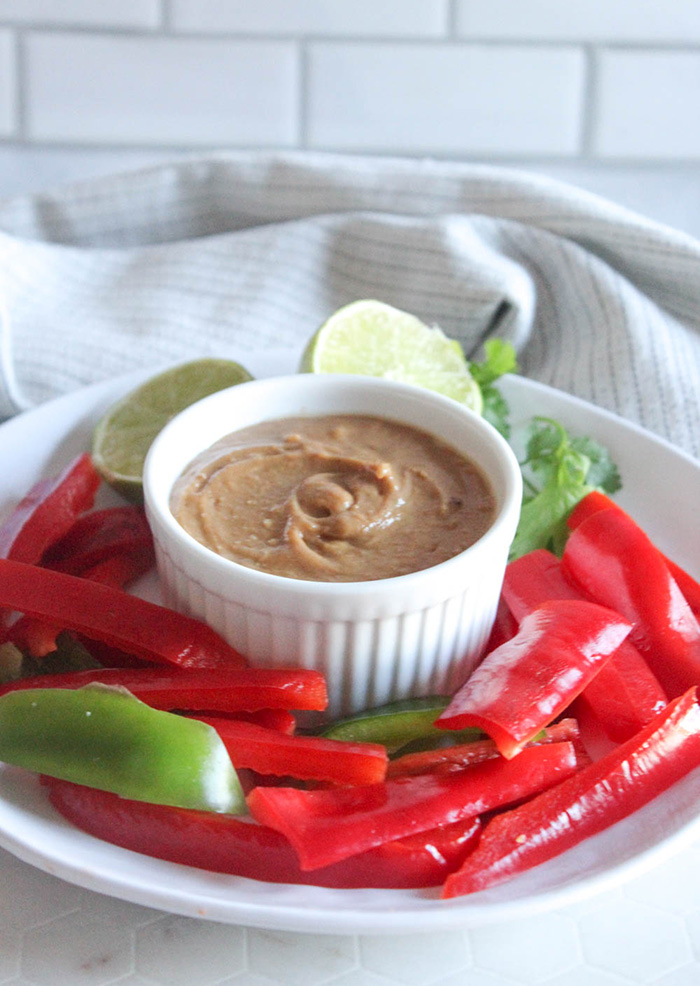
[0,150,698,456]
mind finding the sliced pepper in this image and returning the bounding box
[46,776,482,889]
[67,548,155,588]
[387,718,580,778]
[0,453,100,564]
[484,596,518,653]
[0,684,244,813]
[321,696,451,752]
[227,709,297,734]
[565,489,623,531]
[0,665,328,714]
[247,741,578,871]
[193,716,387,785]
[436,599,632,758]
[568,491,700,621]
[562,508,700,698]
[320,696,480,754]
[10,547,157,659]
[42,505,154,574]
[442,686,700,897]
[503,549,667,742]
[0,558,246,670]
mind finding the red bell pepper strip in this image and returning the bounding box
[503,548,581,619]
[247,741,578,871]
[387,718,580,778]
[562,509,700,698]
[10,547,157,659]
[0,453,100,564]
[566,489,622,531]
[568,491,700,622]
[665,559,700,625]
[503,549,667,743]
[484,596,518,653]
[442,686,700,898]
[70,549,155,588]
[8,616,64,661]
[0,665,328,713]
[45,776,482,889]
[69,635,159,671]
[193,716,387,785]
[0,558,246,670]
[436,599,632,758]
[224,709,296,734]
[42,506,154,574]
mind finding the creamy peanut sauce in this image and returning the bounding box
[171,414,496,582]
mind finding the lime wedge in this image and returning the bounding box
[300,300,482,413]
[92,358,253,503]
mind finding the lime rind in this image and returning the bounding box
[92,358,254,502]
[301,300,482,414]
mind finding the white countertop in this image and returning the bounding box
[3,838,700,985]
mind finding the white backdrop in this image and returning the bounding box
[1,1,700,235]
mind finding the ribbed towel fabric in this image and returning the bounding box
[0,151,698,456]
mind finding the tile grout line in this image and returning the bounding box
[13,27,27,142]
[298,39,309,150]
[159,0,171,33]
[579,44,598,158]
[447,0,459,40]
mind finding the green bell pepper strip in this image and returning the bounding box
[0,684,245,813]
[0,558,246,669]
[321,696,481,754]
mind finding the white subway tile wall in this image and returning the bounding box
[26,33,298,145]
[170,0,449,38]
[1,0,700,233]
[0,0,161,29]
[0,29,15,136]
[0,0,695,159]
[308,44,585,155]
[595,50,700,159]
[455,0,700,43]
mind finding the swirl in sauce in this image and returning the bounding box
[170,414,496,582]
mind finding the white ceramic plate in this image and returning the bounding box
[0,351,699,935]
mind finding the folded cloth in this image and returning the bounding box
[0,150,698,456]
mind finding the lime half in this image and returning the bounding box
[92,358,253,503]
[300,300,482,413]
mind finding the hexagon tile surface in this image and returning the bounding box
[2,842,700,986]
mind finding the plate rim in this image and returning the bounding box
[0,356,698,933]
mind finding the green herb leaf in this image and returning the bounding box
[569,435,622,494]
[470,339,518,389]
[509,417,621,560]
[469,339,518,438]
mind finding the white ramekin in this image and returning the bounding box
[143,374,522,717]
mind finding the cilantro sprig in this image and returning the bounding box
[509,417,621,561]
[468,340,622,561]
[469,339,518,438]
